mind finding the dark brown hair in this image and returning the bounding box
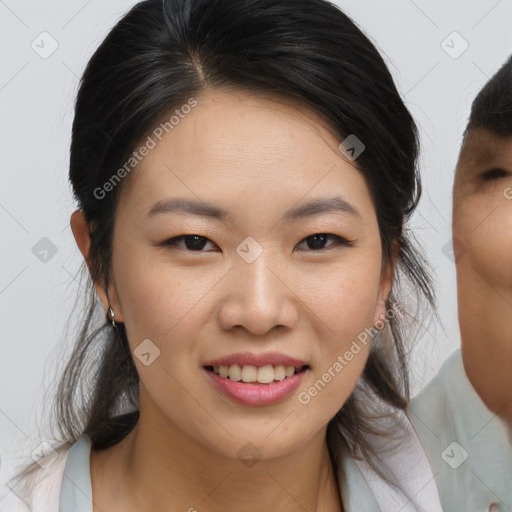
[465,55,512,137]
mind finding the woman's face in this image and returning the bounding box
[104,88,391,459]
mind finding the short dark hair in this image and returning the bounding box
[466,55,512,137]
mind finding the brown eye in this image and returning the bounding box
[159,235,219,252]
[295,233,353,251]
[481,168,509,181]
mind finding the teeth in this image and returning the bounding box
[274,365,286,381]
[229,364,242,381]
[285,366,295,377]
[211,364,304,384]
[241,365,257,382]
[257,365,274,384]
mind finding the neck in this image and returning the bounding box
[457,263,512,424]
[460,329,512,423]
[93,400,343,512]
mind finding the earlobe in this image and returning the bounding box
[373,275,390,327]
[373,297,388,328]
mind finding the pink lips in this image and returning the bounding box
[202,352,310,406]
[204,368,308,406]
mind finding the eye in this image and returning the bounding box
[158,235,219,252]
[295,233,353,251]
[158,232,353,253]
[480,168,509,181]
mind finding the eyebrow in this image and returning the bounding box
[146,196,361,222]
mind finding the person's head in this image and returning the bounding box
[60,0,432,469]
[453,55,512,418]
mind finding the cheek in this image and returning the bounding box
[454,200,512,286]
[110,238,210,350]
[314,271,379,336]
[294,249,383,359]
[115,261,221,344]
[293,263,376,424]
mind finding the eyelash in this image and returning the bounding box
[158,233,354,252]
[481,168,509,181]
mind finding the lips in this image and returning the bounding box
[204,362,309,406]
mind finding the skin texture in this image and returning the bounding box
[453,127,512,422]
[71,88,393,512]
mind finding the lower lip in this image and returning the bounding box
[204,368,308,406]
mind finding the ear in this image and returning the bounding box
[372,240,399,326]
[70,209,124,322]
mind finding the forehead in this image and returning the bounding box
[118,88,371,213]
[142,88,344,165]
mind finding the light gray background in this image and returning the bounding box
[1,0,512,498]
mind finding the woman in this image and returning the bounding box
[6,0,440,510]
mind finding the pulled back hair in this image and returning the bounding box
[15,0,435,484]
[466,55,512,136]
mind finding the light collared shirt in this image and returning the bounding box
[407,348,512,512]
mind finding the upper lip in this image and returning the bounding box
[203,352,309,368]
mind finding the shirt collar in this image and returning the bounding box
[59,434,93,512]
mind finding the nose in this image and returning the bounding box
[216,249,300,336]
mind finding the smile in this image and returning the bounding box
[204,363,310,385]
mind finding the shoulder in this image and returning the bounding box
[333,402,443,512]
[3,439,74,512]
[407,347,494,438]
[406,348,512,511]
[408,348,468,430]
[406,347,475,472]
[413,348,464,401]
